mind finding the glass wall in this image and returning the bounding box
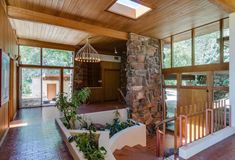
[161,18,229,68]
[223,18,229,62]
[195,22,220,65]
[19,46,74,108]
[173,31,192,67]
[42,48,73,67]
[21,68,42,107]
[162,37,171,68]
[64,69,73,98]
[181,73,207,86]
[20,46,41,65]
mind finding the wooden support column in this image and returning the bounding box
[170,35,173,68]
[176,73,182,115]
[207,71,214,108]
[60,68,64,95]
[220,19,224,64]
[192,29,195,66]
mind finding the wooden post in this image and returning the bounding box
[192,29,195,66]
[207,71,214,108]
[60,68,64,95]
[170,35,173,68]
[220,19,224,64]
[176,73,182,115]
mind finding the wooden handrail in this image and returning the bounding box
[155,116,176,128]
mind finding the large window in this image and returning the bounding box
[195,22,220,65]
[20,46,41,65]
[161,19,229,68]
[162,37,171,68]
[42,48,73,67]
[19,46,74,108]
[223,18,229,62]
[181,73,207,86]
[173,31,192,67]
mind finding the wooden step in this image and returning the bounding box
[114,145,158,160]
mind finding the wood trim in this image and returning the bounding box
[163,85,177,88]
[209,0,235,13]
[18,64,74,69]
[170,35,173,68]
[176,73,182,115]
[60,68,64,95]
[18,38,76,51]
[220,19,224,64]
[213,86,229,91]
[192,29,195,66]
[8,6,128,40]
[162,63,229,74]
[161,17,228,40]
[207,71,213,108]
[180,86,208,90]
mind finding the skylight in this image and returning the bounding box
[108,0,152,19]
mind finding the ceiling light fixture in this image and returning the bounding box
[75,39,101,63]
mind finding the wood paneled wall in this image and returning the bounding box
[0,2,18,141]
[89,61,121,103]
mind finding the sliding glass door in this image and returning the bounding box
[20,68,42,108]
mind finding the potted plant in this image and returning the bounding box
[56,87,91,129]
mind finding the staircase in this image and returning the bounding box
[114,145,159,160]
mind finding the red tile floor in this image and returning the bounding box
[188,134,235,160]
[0,107,72,160]
[0,102,177,160]
[0,102,126,160]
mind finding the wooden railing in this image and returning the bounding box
[178,99,231,147]
[156,99,231,158]
[155,116,176,157]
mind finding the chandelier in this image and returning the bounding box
[75,39,101,63]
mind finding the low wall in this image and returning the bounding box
[109,123,146,152]
[78,108,128,126]
[56,108,146,160]
[179,127,235,159]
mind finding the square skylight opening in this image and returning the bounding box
[108,0,152,19]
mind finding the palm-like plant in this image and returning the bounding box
[56,87,91,129]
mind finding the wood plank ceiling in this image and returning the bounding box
[9,18,90,45]
[6,0,229,51]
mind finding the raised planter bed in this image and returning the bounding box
[56,108,146,160]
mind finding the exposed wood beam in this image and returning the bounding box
[162,63,229,74]
[8,6,129,40]
[209,0,235,13]
[18,38,76,51]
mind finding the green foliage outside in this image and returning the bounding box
[163,29,230,101]
[20,46,73,96]
[173,39,192,67]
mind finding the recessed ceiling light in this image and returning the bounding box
[108,0,152,19]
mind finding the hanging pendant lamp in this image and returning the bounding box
[75,39,101,63]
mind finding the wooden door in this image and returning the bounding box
[104,70,120,101]
[178,89,208,114]
[47,84,56,100]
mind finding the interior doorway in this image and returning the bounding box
[104,69,120,101]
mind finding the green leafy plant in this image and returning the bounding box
[69,129,107,160]
[105,109,139,137]
[56,87,91,129]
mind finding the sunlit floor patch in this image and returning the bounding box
[10,120,28,128]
